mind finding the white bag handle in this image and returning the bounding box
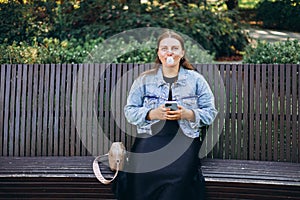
[92,154,120,185]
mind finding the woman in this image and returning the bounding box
[119,30,217,200]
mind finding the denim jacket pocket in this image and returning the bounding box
[143,95,159,109]
[180,96,199,109]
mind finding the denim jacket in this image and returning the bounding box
[124,66,218,138]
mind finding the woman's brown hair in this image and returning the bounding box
[154,30,195,71]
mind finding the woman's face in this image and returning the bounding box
[157,37,185,68]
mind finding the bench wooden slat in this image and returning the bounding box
[42,64,50,156]
[255,64,260,160]
[212,65,217,157]
[47,65,54,156]
[279,64,285,161]
[212,64,221,157]
[273,64,279,161]
[207,64,215,158]
[231,64,237,159]
[110,63,117,143]
[3,65,11,156]
[104,64,111,153]
[292,64,298,162]
[97,64,105,155]
[30,64,38,156]
[89,64,96,155]
[77,64,84,155]
[80,63,87,156]
[23,65,30,156]
[59,64,66,156]
[9,66,15,155]
[14,65,22,156]
[0,65,5,156]
[20,65,27,156]
[261,64,267,160]
[285,64,291,161]
[267,64,273,161]
[236,65,242,159]
[217,64,225,158]
[249,64,254,160]
[114,63,123,143]
[36,64,43,156]
[74,64,82,156]
[54,64,61,156]
[225,64,230,159]
[92,63,99,155]
[9,65,17,156]
[243,64,249,160]
[65,64,72,156]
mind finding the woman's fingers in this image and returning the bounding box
[156,105,169,120]
[166,110,181,120]
[154,105,190,120]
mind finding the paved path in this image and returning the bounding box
[245,28,300,42]
[215,28,300,63]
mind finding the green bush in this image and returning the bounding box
[0,35,214,64]
[0,37,103,64]
[243,40,300,64]
[0,1,58,44]
[256,0,300,32]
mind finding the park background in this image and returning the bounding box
[1,2,300,199]
[1,0,300,64]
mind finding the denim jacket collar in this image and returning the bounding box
[155,66,187,87]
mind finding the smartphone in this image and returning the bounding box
[165,101,178,111]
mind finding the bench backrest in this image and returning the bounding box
[0,64,299,163]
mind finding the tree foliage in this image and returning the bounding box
[0,0,249,62]
[256,0,300,32]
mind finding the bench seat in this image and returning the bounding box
[201,159,300,199]
[0,157,114,200]
[1,157,299,200]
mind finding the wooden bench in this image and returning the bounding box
[0,63,300,199]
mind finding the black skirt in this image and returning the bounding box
[113,120,206,200]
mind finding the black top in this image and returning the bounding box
[149,75,179,137]
[163,75,178,101]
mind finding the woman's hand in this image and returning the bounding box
[146,105,169,121]
[165,105,195,121]
[147,105,195,121]
[178,105,195,121]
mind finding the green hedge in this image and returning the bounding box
[0,37,102,64]
[0,36,215,64]
[243,39,300,64]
